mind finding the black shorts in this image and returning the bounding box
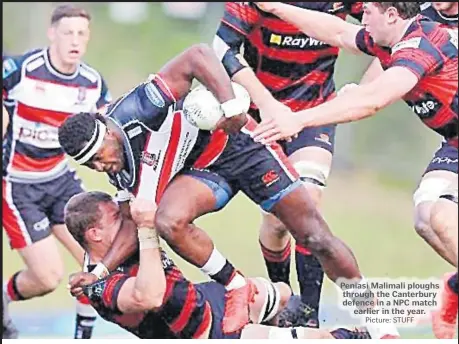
[185,119,302,212]
[423,142,458,175]
[2,170,84,249]
[249,109,336,155]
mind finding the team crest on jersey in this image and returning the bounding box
[77,86,87,102]
[141,150,161,170]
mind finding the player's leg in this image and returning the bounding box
[154,171,243,289]
[3,179,64,305]
[413,143,458,266]
[430,185,458,266]
[48,170,98,339]
[231,125,398,339]
[431,187,458,339]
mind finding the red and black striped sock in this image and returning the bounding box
[260,240,291,286]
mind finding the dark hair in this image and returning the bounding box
[51,4,91,25]
[373,2,422,19]
[58,112,105,158]
[64,191,113,248]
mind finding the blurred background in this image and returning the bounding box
[2,2,449,339]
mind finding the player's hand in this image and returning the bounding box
[258,99,298,143]
[130,198,157,228]
[254,2,280,14]
[215,113,248,134]
[68,272,98,297]
[252,114,303,144]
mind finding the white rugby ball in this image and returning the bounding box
[183,82,251,131]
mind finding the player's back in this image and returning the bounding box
[216,2,362,111]
[85,250,215,339]
[2,48,110,183]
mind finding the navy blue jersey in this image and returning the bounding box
[421,2,458,27]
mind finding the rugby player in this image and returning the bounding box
[213,2,364,326]
[2,4,111,339]
[58,44,399,338]
[66,191,373,340]
[355,1,458,267]
[251,2,458,338]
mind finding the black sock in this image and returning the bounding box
[295,244,324,314]
[447,272,458,295]
[260,240,291,286]
[209,260,237,286]
[74,314,96,339]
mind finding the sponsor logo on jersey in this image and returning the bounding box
[145,82,165,108]
[269,33,326,48]
[3,58,18,79]
[392,37,422,54]
[141,150,161,170]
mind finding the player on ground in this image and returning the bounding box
[2,4,111,339]
[58,44,399,338]
[213,2,363,326]
[65,191,373,340]
[250,2,458,338]
[356,1,458,267]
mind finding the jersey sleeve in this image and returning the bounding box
[3,55,22,98]
[108,74,177,132]
[390,37,443,80]
[84,273,130,312]
[213,2,261,77]
[96,76,113,110]
[355,28,379,56]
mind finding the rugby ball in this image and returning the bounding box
[183,82,251,131]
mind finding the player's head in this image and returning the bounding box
[58,112,125,173]
[362,2,421,46]
[432,2,458,15]
[47,4,91,68]
[64,191,122,253]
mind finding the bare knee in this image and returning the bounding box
[414,203,433,238]
[261,213,289,239]
[154,208,189,244]
[300,211,334,255]
[32,261,64,294]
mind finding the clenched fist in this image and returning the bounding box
[130,198,157,228]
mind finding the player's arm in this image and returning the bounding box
[116,199,166,313]
[213,3,281,116]
[253,66,419,142]
[296,66,418,127]
[255,2,362,53]
[3,105,9,138]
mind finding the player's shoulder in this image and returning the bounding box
[79,60,105,84]
[3,48,44,78]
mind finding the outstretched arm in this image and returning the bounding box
[255,2,362,53]
[253,66,419,142]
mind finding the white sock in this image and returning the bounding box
[200,247,227,276]
[226,273,246,291]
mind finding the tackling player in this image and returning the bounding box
[2,4,111,339]
[213,2,364,326]
[65,191,373,340]
[251,2,458,338]
[58,44,398,339]
[356,1,458,268]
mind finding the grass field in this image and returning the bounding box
[3,166,452,339]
